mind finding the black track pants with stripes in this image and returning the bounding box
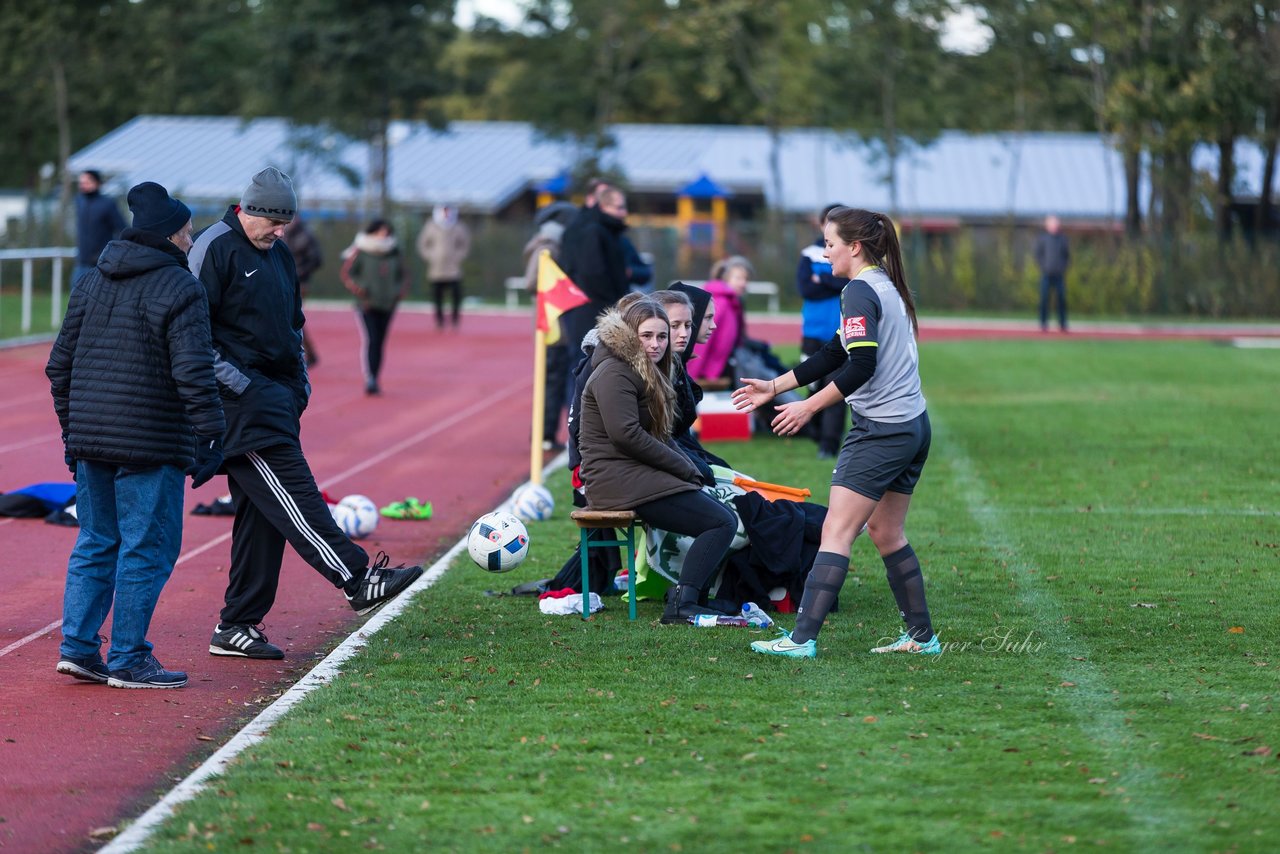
[219,444,369,626]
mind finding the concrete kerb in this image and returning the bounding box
[100,452,570,853]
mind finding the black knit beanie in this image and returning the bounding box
[127,182,192,238]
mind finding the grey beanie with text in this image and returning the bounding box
[240,167,297,221]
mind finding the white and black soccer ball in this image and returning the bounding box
[333,494,379,539]
[467,511,530,573]
[511,483,555,522]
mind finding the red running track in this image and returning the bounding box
[0,306,560,853]
[1,306,1275,852]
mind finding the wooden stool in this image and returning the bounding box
[569,509,638,620]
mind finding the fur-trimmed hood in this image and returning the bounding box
[343,231,399,259]
[593,307,677,440]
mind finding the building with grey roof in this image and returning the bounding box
[68,115,1278,229]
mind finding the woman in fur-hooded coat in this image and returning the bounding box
[578,300,738,624]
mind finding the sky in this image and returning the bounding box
[454,1,994,54]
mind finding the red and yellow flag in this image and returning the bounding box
[536,251,589,346]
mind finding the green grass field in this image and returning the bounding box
[141,338,1278,852]
[0,290,67,340]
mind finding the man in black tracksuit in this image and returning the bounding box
[189,167,422,660]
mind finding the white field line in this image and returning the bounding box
[0,391,50,411]
[0,531,236,662]
[316,377,531,491]
[0,433,56,454]
[942,428,1174,837]
[98,459,566,853]
[0,620,62,657]
[970,506,1279,517]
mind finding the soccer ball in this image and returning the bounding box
[467,511,530,573]
[333,494,379,539]
[511,483,555,522]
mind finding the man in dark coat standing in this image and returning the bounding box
[557,184,630,379]
[72,169,126,286]
[49,181,225,689]
[190,167,422,661]
[1034,214,1070,333]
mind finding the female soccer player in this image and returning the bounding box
[732,206,940,658]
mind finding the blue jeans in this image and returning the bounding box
[60,461,184,671]
[1039,273,1067,330]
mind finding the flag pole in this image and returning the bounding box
[530,326,547,486]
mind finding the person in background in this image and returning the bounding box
[558,184,631,381]
[524,201,579,450]
[623,235,654,294]
[190,167,422,661]
[417,204,472,330]
[576,299,735,624]
[1034,214,1070,333]
[72,170,126,287]
[282,216,323,367]
[340,218,409,396]
[48,181,224,689]
[653,285,728,480]
[689,255,752,388]
[797,204,850,459]
[734,206,941,659]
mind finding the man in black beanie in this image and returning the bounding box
[189,167,423,661]
[48,181,225,689]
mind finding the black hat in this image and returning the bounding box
[127,182,191,238]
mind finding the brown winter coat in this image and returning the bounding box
[416,219,471,282]
[578,309,702,511]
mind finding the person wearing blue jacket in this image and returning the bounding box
[796,204,849,459]
[49,182,224,689]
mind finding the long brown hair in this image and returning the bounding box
[618,298,677,439]
[827,206,917,336]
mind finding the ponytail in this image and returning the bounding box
[826,207,918,336]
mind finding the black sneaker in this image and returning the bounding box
[107,655,187,689]
[346,551,423,615]
[209,623,285,659]
[56,653,110,684]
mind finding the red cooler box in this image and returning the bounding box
[694,391,753,441]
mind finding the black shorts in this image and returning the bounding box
[831,410,931,500]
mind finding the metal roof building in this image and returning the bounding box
[69,115,1277,223]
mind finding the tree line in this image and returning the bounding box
[2,0,1277,245]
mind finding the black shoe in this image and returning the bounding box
[56,653,109,684]
[365,381,382,396]
[659,583,722,625]
[816,448,836,460]
[210,623,285,659]
[347,551,424,615]
[107,655,187,689]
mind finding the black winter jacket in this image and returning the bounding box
[190,206,310,456]
[47,228,225,469]
[559,206,629,306]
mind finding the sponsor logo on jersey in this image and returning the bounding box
[843,315,867,339]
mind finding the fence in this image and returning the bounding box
[0,247,75,338]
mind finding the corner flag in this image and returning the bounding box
[536,251,588,346]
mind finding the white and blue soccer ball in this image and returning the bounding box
[333,494,379,539]
[467,511,530,573]
[511,483,555,522]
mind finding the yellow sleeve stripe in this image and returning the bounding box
[845,341,879,351]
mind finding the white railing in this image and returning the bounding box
[0,247,75,334]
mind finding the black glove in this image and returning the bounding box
[186,434,223,489]
[65,451,76,475]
